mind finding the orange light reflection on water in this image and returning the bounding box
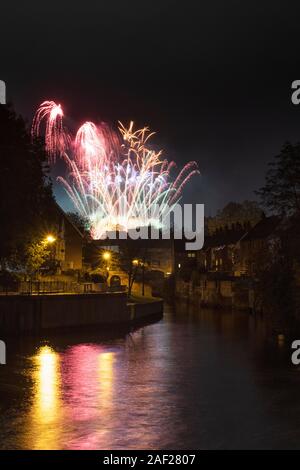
[29,345,62,449]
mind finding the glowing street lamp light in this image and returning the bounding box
[102,251,111,281]
[102,251,111,261]
[132,259,139,266]
[45,234,56,244]
[43,235,57,270]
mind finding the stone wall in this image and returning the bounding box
[0,292,164,334]
[175,277,251,310]
[0,292,128,333]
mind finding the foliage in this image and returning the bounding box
[67,212,89,234]
[118,243,147,296]
[24,240,50,277]
[253,143,300,328]
[0,104,55,268]
[89,272,107,283]
[256,142,300,216]
[255,256,296,331]
[0,270,20,290]
[252,215,300,330]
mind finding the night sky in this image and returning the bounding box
[2,0,300,214]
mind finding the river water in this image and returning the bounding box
[0,302,300,450]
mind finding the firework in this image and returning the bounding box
[32,100,200,239]
[32,101,69,161]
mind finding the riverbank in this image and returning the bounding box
[0,292,163,334]
[175,276,252,310]
[128,294,163,325]
[175,276,300,338]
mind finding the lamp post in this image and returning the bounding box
[102,251,111,280]
[44,234,56,263]
[130,259,140,296]
[39,234,57,292]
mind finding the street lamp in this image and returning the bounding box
[102,251,111,261]
[132,259,139,266]
[102,251,111,280]
[45,234,56,244]
[42,234,57,278]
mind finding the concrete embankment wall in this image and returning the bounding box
[128,299,164,322]
[0,293,128,333]
[0,293,164,334]
[175,278,252,310]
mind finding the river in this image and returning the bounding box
[0,302,300,450]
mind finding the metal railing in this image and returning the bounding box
[19,281,79,295]
[0,280,127,296]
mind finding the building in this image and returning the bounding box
[85,235,174,276]
[236,215,280,276]
[187,217,280,278]
[53,204,84,272]
[197,224,249,275]
[174,215,283,309]
[173,238,197,277]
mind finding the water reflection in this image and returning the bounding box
[62,346,116,449]
[2,306,300,449]
[98,352,115,408]
[30,345,62,449]
[34,346,60,420]
[27,344,118,449]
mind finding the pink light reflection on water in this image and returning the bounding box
[60,344,116,450]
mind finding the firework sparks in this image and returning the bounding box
[32,101,69,161]
[32,100,200,239]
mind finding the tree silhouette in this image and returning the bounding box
[0,104,55,268]
[67,211,89,234]
[256,142,300,216]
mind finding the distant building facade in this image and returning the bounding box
[235,216,280,276]
[197,224,249,275]
[174,215,282,310]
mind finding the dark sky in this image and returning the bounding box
[2,0,300,214]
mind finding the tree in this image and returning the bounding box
[118,243,146,297]
[256,142,300,216]
[24,240,50,278]
[0,104,54,268]
[67,212,89,234]
[97,248,119,277]
[254,243,297,331]
[253,143,300,329]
